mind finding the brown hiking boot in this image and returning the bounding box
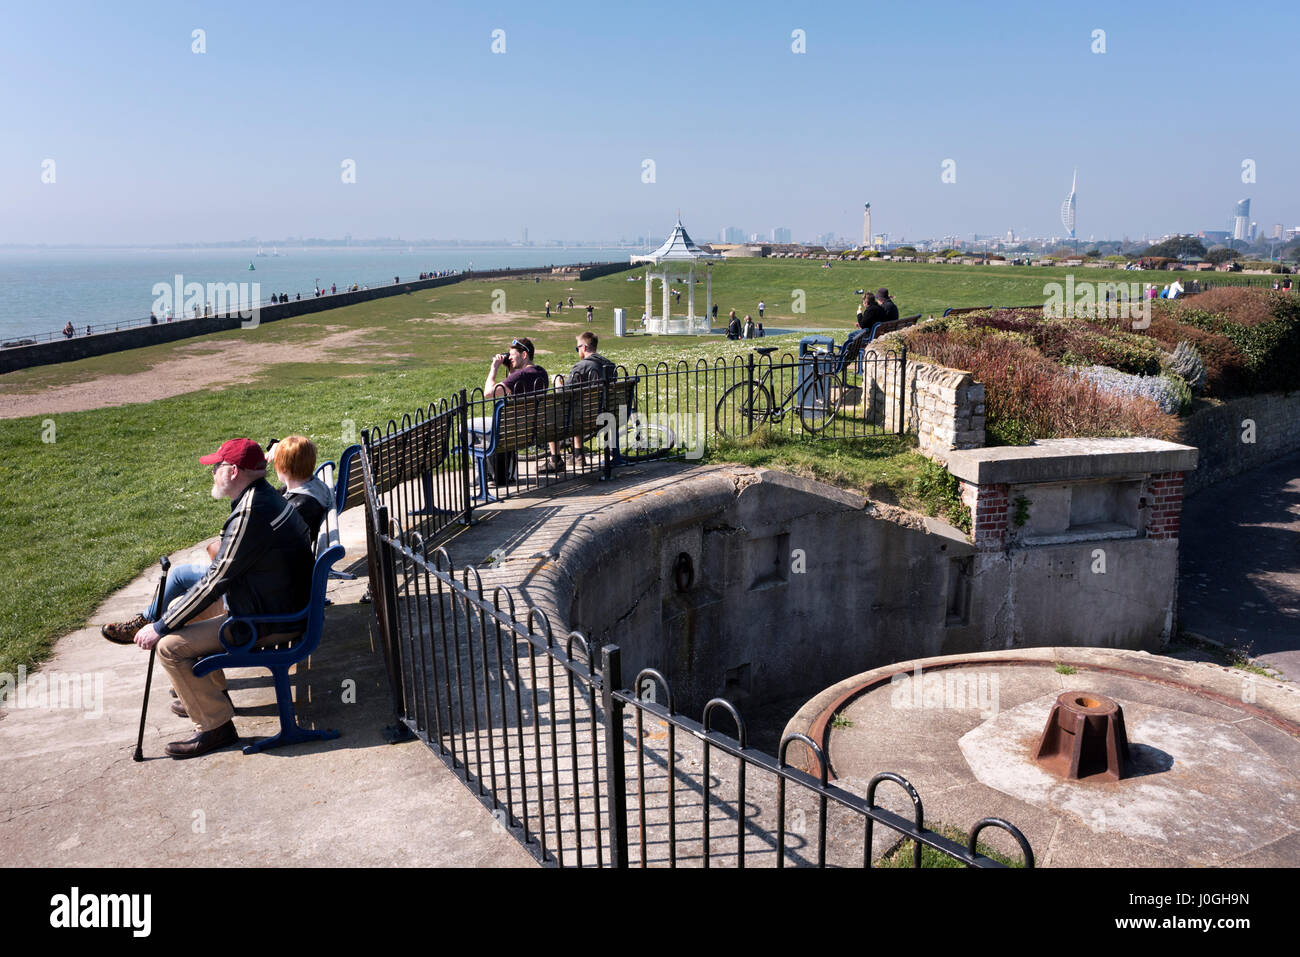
[101,613,149,644]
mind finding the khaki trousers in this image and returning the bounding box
[157,618,302,733]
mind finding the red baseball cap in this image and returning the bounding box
[199,438,266,470]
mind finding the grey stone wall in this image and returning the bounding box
[1177,391,1300,495]
[552,468,1178,719]
[860,347,985,457]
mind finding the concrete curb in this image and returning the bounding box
[783,646,1300,780]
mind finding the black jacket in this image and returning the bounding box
[159,478,313,638]
[568,352,617,385]
[879,297,900,324]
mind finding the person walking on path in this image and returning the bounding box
[545,299,551,317]
[758,299,765,319]
[586,305,594,322]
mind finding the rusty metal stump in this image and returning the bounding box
[1034,691,1130,781]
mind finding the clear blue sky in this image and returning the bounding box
[2,0,1296,245]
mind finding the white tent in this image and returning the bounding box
[631,219,722,335]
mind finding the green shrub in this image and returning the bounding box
[1159,372,1194,413]
[1173,293,1300,393]
[911,459,972,534]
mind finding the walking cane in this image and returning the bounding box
[132,556,171,762]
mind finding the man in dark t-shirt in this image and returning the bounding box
[485,336,548,397]
[476,336,549,488]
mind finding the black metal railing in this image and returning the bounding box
[358,481,1034,868]
[356,348,908,538]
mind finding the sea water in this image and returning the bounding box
[0,245,627,343]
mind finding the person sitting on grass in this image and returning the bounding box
[132,439,313,759]
[266,435,335,539]
[541,331,617,475]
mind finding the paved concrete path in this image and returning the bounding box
[0,506,533,868]
[1179,450,1300,679]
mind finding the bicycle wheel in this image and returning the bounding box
[622,413,677,459]
[798,371,844,433]
[715,379,774,439]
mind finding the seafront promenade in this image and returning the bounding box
[0,260,630,374]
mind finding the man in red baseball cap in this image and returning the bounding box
[132,438,313,758]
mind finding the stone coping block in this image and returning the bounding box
[945,438,1199,486]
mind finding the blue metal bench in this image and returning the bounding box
[192,465,346,754]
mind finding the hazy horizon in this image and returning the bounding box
[3,0,1297,246]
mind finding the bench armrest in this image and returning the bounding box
[216,608,310,653]
[454,397,506,455]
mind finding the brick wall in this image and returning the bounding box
[960,481,1009,550]
[1144,471,1185,540]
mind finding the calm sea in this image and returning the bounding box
[0,245,631,343]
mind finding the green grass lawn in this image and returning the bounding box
[0,256,1214,676]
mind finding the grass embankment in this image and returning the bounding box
[4,257,1259,676]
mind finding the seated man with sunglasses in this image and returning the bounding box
[132,439,313,759]
[542,331,616,474]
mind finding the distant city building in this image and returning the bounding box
[862,203,872,247]
[872,233,887,246]
[1199,230,1231,243]
[522,227,528,243]
[721,226,745,244]
[771,226,792,244]
[1249,222,1258,242]
[1006,228,1015,243]
[1271,224,1284,240]
[1232,199,1251,242]
[1060,169,1078,244]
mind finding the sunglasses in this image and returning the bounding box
[510,339,527,351]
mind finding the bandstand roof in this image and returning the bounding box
[631,220,722,264]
